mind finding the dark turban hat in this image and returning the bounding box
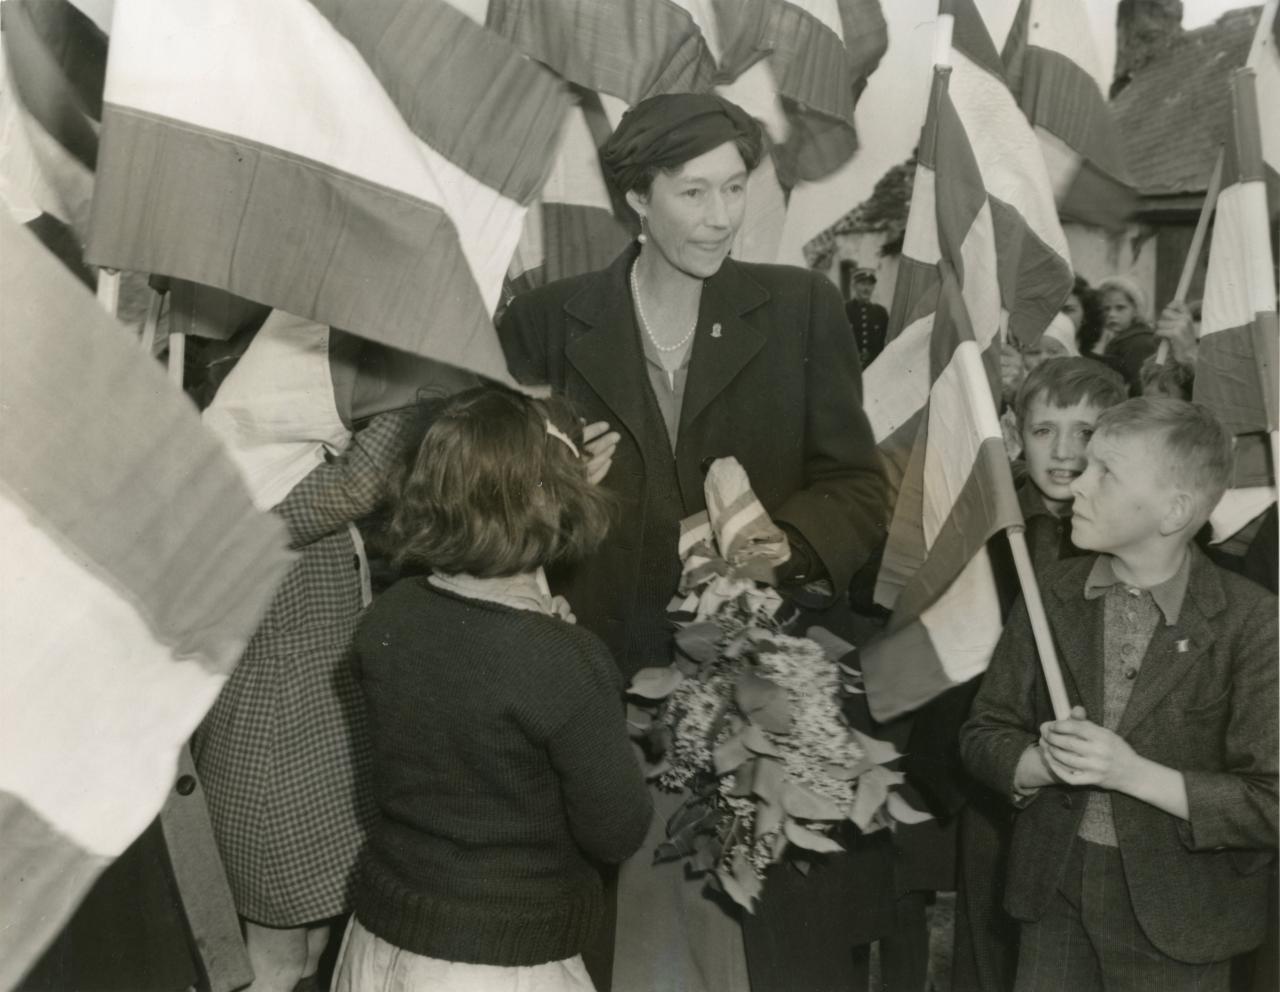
[600,93,763,196]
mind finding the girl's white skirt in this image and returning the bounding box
[333,917,596,992]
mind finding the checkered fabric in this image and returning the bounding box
[193,408,421,925]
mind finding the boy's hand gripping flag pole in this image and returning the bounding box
[1155,148,1224,366]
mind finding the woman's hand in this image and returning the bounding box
[581,421,620,486]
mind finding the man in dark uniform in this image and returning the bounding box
[844,267,888,368]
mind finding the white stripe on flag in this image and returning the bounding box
[918,546,1003,683]
[1033,126,1083,203]
[865,315,933,443]
[0,43,95,231]
[1211,486,1278,543]
[1024,0,1106,91]
[1200,181,1276,336]
[922,339,1006,544]
[104,0,528,314]
[1248,0,1279,174]
[540,105,615,212]
[0,492,230,857]
[950,49,1069,264]
[956,199,1004,348]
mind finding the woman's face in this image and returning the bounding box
[627,141,748,279]
[1101,289,1136,336]
[1061,292,1084,330]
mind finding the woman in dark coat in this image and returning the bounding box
[498,93,888,992]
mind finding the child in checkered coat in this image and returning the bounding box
[337,387,652,992]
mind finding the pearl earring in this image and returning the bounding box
[638,231,647,244]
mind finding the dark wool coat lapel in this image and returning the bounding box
[678,258,769,438]
[562,248,652,467]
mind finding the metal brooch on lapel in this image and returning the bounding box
[1175,639,1190,653]
[711,322,723,338]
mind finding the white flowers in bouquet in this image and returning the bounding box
[626,458,930,912]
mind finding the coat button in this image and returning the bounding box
[1060,795,1073,809]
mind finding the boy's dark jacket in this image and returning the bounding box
[961,545,1279,963]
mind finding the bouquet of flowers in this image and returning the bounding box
[627,458,930,912]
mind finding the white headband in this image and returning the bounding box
[545,420,581,458]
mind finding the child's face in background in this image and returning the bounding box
[1021,395,1105,514]
[1021,335,1070,373]
[1102,290,1137,336]
[1069,430,1171,556]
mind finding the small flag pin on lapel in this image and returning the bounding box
[1176,639,1189,653]
[711,322,723,338]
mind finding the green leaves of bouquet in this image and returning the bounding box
[626,616,932,914]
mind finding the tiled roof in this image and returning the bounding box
[1112,6,1261,197]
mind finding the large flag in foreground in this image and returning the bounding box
[85,0,571,383]
[1196,0,1279,540]
[860,0,1072,721]
[1001,0,1136,230]
[0,0,104,234]
[0,215,293,984]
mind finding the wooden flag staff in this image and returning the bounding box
[1006,527,1072,720]
[1155,147,1224,365]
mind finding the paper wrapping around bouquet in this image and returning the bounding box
[672,458,790,615]
[704,458,789,567]
[678,456,788,579]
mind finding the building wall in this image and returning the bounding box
[1064,221,1160,315]
[820,231,899,308]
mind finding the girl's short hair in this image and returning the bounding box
[1096,275,1150,323]
[387,386,612,577]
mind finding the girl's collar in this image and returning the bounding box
[428,568,557,616]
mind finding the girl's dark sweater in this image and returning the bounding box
[350,579,653,967]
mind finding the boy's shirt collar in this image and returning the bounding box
[1083,550,1192,626]
[1017,477,1062,521]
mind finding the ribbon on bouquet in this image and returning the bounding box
[670,457,792,616]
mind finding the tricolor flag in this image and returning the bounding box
[85,0,572,384]
[1196,0,1279,543]
[0,0,106,279]
[860,0,1073,722]
[1001,0,1136,230]
[0,214,292,984]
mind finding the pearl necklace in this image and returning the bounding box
[631,263,698,354]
